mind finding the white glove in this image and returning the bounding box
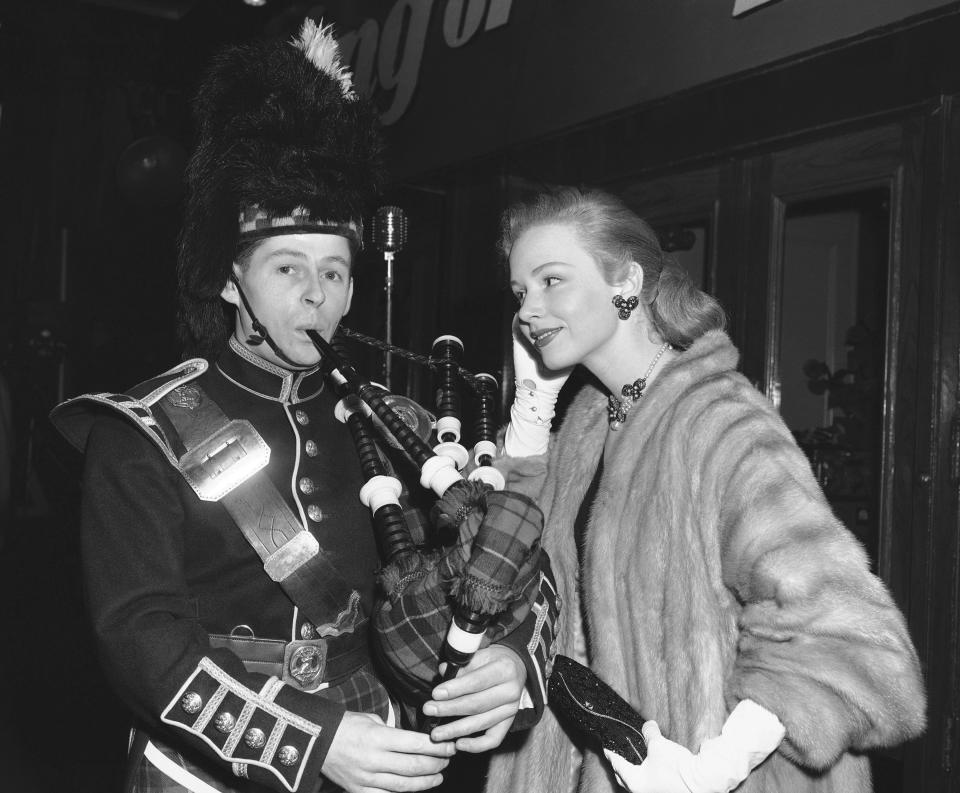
[503,317,572,457]
[604,700,785,793]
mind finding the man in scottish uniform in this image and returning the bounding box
[51,20,556,793]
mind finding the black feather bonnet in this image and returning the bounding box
[177,20,383,357]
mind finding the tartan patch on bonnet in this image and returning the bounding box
[238,205,363,247]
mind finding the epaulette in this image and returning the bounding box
[49,359,208,467]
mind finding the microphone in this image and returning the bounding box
[371,206,408,389]
[372,206,408,255]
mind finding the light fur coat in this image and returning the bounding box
[487,330,925,793]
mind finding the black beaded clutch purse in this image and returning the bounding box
[547,654,647,763]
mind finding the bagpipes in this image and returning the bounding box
[310,328,549,709]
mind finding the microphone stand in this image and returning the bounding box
[384,248,395,389]
[372,206,408,391]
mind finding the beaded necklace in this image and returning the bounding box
[606,342,671,430]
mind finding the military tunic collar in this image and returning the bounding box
[218,335,325,404]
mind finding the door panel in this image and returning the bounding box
[772,188,890,569]
[604,120,942,790]
[767,127,908,596]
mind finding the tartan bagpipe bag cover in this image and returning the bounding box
[371,481,546,704]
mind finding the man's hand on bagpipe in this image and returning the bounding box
[322,711,455,793]
[423,644,527,750]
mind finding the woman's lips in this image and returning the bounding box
[532,328,561,348]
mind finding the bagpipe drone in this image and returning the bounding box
[314,326,549,709]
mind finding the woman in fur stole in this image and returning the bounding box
[483,187,925,793]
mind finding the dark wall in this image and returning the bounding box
[2,1,275,396]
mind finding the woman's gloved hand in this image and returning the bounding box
[604,700,785,793]
[503,316,572,458]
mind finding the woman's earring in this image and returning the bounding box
[612,294,639,320]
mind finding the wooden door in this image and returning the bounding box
[602,109,959,791]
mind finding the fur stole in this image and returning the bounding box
[486,330,924,793]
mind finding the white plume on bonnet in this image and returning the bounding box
[293,19,357,101]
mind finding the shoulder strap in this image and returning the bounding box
[159,384,361,636]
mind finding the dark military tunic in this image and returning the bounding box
[54,337,386,792]
[53,336,560,793]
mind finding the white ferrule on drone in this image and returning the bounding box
[434,439,470,470]
[445,618,485,655]
[420,454,461,496]
[471,440,498,468]
[435,414,462,444]
[334,396,372,424]
[359,475,403,513]
[468,461,505,491]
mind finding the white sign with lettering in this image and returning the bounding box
[339,0,515,125]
